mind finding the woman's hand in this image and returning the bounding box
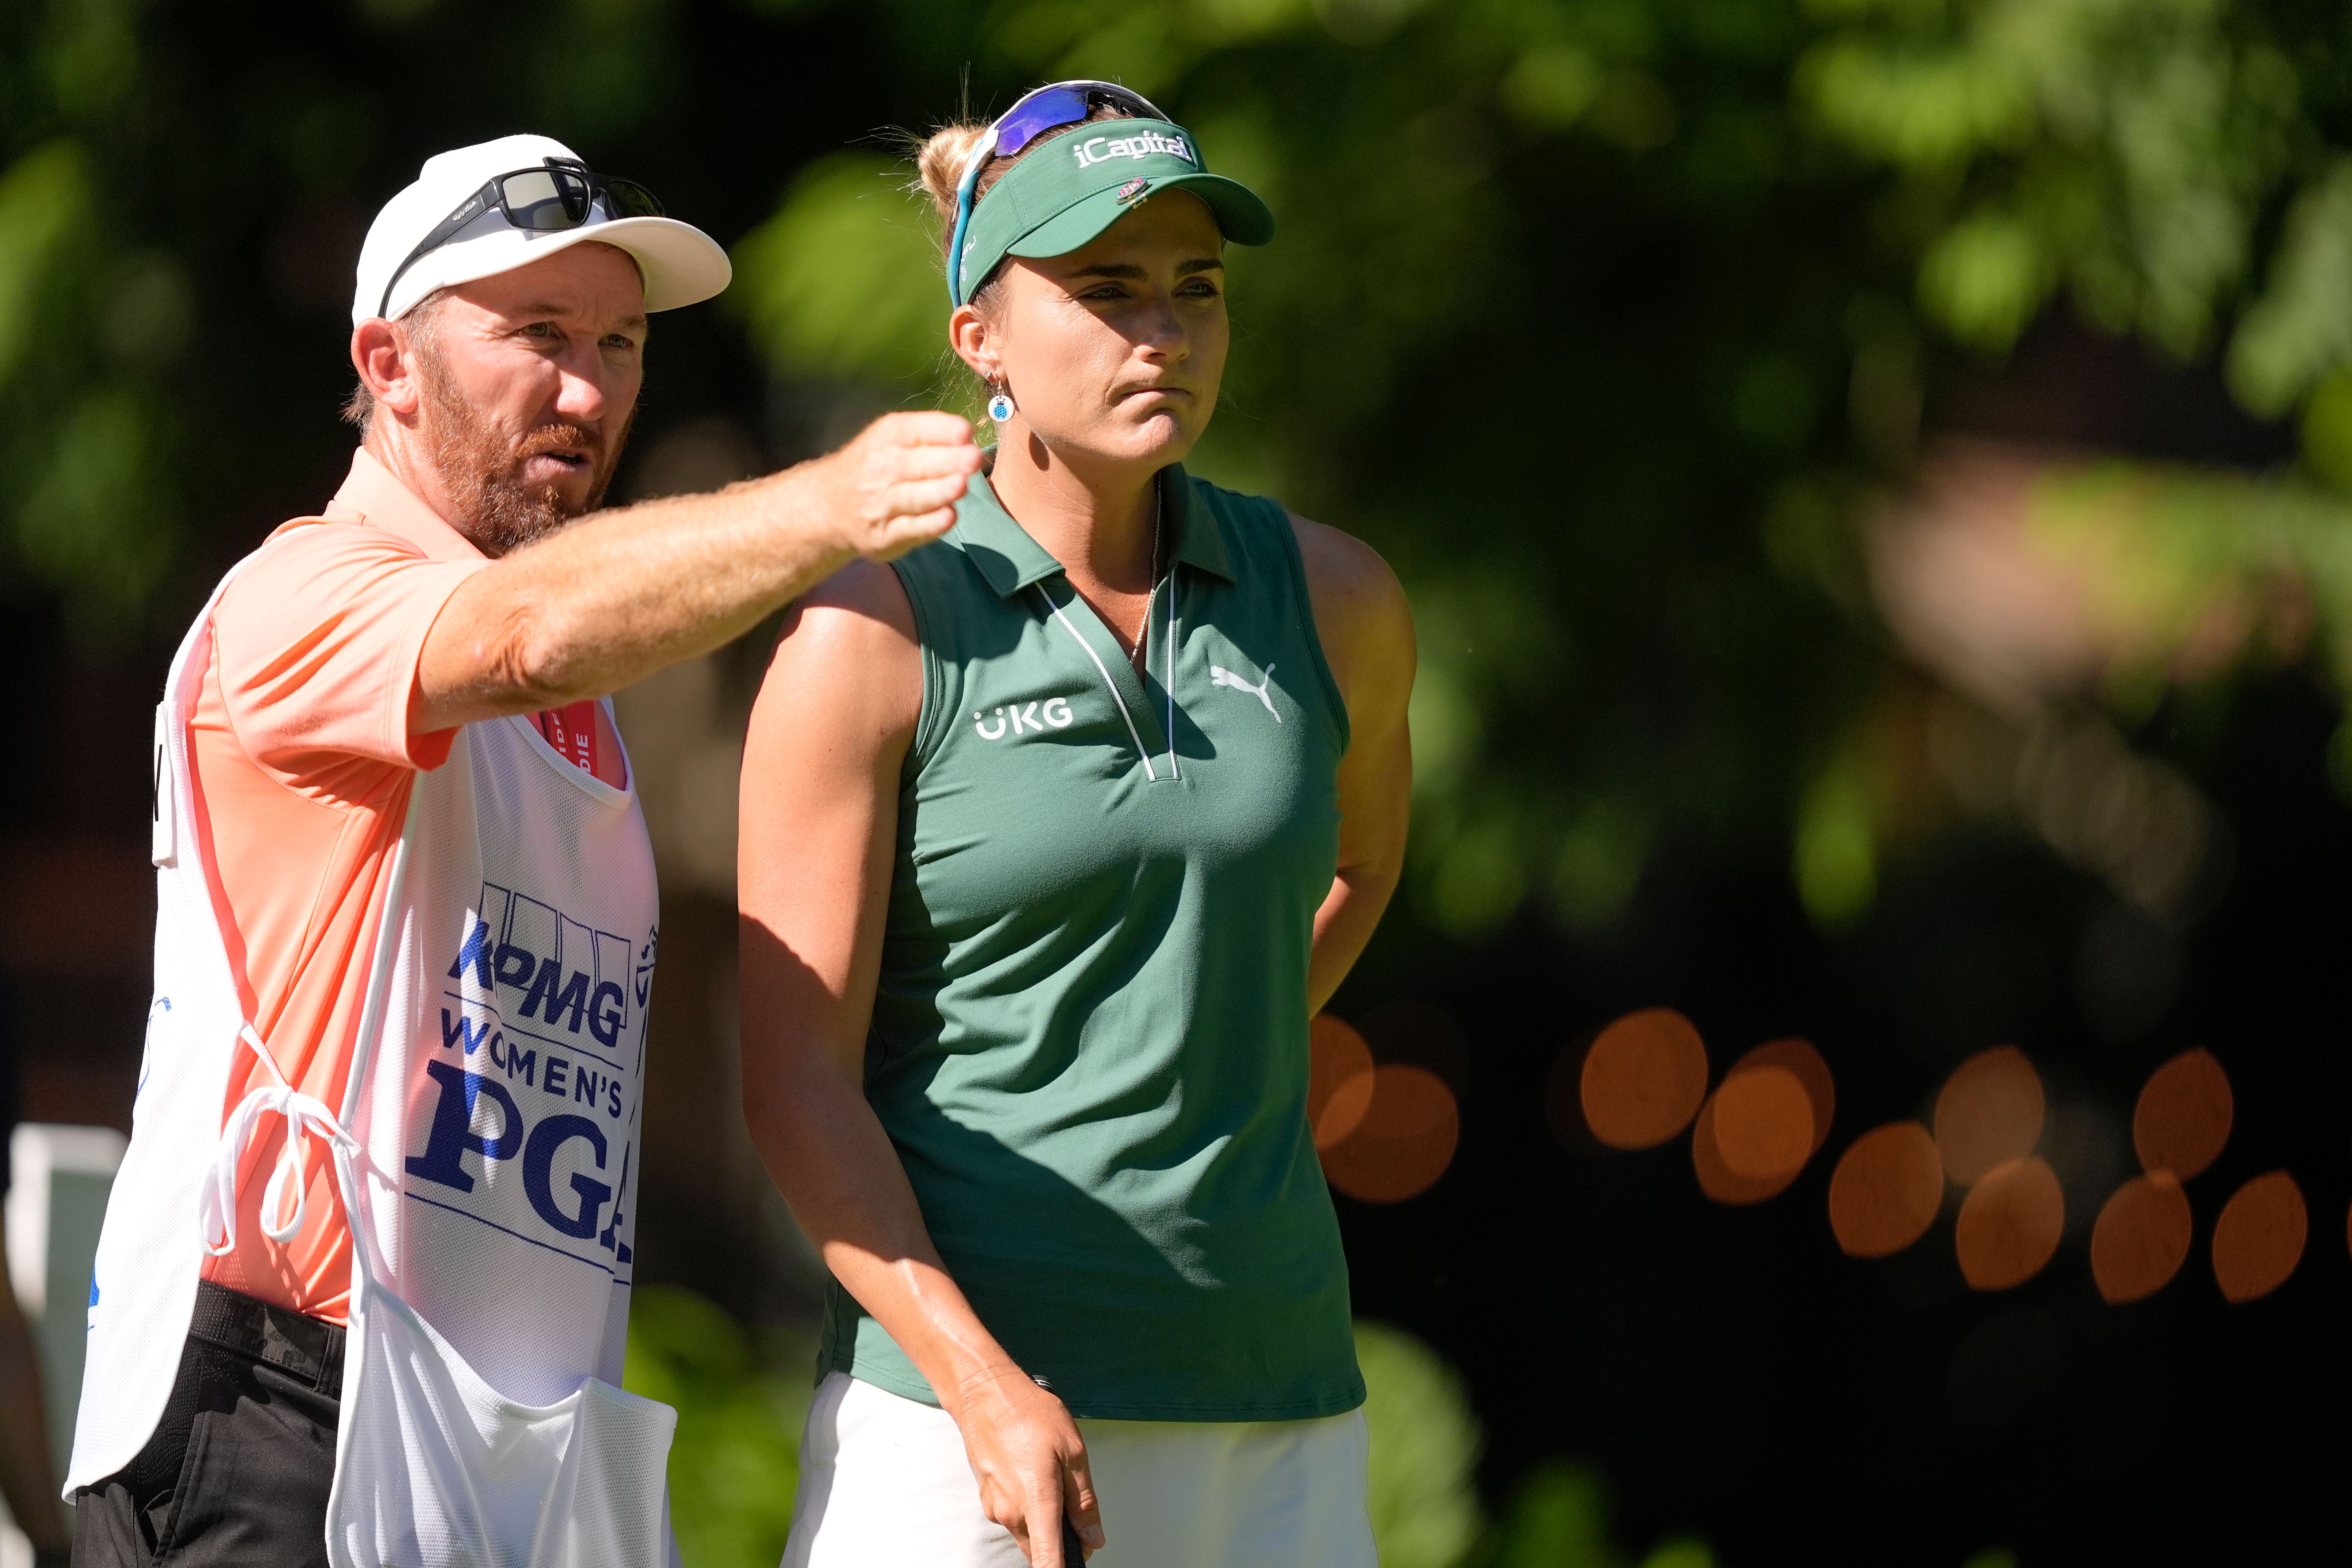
[947,1363,1105,1566]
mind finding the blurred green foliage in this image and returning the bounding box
[1801,0,2309,364]
[735,153,949,390]
[0,119,182,633]
[1473,1457,1719,1568]
[1488,1463,1620,1568]
[625,1285,810,1568]
[7,0,2351,925]
[723,0,2352,933]
[1358,1320,1487,1568]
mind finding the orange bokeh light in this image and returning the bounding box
[1319,1074,1375,1153]
[1580,1008,1708,1151]
[1308,1014,1374,1152]
[2212,1170,2306,1304]
[1693,1095,1775,1206]
[1954,1155,2063,1290]
[1716,1065,1813,1180]
[1745,1038,1836,1157]
[1692,1045,1826,1206]
[2132,1047,2232,1180]
[1827,1121,1943,1257]
[1319,1065,1460,1205]
[1934,1045,2044,1184]
[2090,1171,2191,1305]
[1713,1037,1834,1176]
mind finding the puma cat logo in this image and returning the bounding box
[1209,663,1281,722]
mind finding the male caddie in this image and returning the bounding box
[62,134,979,1567]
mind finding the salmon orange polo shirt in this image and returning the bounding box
[193,447,625,1325]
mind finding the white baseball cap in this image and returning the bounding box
[351,133,732,326]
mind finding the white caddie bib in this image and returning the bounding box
[70,556,679,1567]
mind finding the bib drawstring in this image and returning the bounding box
[1035,583,1162,782]
[1164,573,1182,782]
[200,1023,356,1256]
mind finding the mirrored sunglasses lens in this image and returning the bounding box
[1091,85,1159,118]
[499,169,591,230]
[606,178,663,218]
[995,86,1094,158]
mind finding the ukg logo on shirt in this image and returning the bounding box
[973,694,1077,740]
[404,883,650,1272]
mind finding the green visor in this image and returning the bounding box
[956,119,1274,304]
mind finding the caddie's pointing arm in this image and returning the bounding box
[411,411,980,734]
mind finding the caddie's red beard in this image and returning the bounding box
[416,350,634,558]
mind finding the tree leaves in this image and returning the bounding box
[731,153,952,393]
[2228,158,2352,419]
[0,142,91,386]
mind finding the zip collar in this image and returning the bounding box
[951,458,1236,599]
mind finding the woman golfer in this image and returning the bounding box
[739,80,1415,1568]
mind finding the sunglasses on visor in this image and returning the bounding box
[377,159,664,319]
[947,80,1170,306]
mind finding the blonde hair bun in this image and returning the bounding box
[909,101,1142,293]
[913,123,991,226]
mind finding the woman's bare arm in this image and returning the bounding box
[1293,516,1417,1013]
[736,561,1102,1567]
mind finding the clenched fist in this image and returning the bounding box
[806,410,983,563]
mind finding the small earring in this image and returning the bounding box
[987,386,1015,423]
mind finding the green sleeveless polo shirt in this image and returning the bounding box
[816,461,1365,1422]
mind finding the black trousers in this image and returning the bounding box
[72,1281,342,1567]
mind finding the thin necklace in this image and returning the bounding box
[1130,484,1163,672]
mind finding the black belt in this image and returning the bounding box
[187,1278,346,1394]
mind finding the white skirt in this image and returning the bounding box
[779,1372,1376,1568]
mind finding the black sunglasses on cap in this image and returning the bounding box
[377,158,664,319]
